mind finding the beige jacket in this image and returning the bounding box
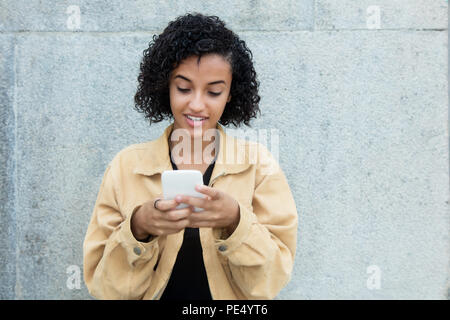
[83,123,298,300]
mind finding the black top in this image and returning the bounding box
[159,154,215,300]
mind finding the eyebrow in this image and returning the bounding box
[174,74,225,85]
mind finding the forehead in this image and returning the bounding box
[171,54,232,81]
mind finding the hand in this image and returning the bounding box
[175,185,240,235]
[130,194,193,240]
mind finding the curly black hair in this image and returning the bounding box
[134,13,261,127]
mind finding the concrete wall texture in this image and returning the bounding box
[0,0,448,300]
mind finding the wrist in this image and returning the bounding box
[131,205,150,241]
[225,203,240,235]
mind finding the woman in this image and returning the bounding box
[83,13,298,300]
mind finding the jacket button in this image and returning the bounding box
[133,247,142,256]
[218,245,227,252]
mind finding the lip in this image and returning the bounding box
[184,114,208,128]
[184,114,209,119]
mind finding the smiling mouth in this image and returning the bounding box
[185,114,208,121]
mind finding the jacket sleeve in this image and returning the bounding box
[83,164,159,299]
[214,145,298,299]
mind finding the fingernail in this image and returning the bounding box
[175,195,182,201]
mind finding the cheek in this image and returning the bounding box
[169,90,184,112]
[213,97,228,115]
[208,105,226,122]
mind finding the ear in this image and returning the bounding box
[227,94,232,103]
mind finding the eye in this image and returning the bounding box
[177,87,190,93]
[177,87,221,96]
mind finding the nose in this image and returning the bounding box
[188,91,206,112]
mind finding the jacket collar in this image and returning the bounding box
[133,122,251,178]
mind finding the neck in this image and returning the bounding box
[168,124,219,165]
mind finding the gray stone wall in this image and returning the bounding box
[0,0,448,299]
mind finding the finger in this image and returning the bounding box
[155,198,181,212]
[188,210,217,223]
[195,185,221,200]
[164,207,193,221]
[175,194,209,210]
[166,218,191,231]
[158,218,190,234]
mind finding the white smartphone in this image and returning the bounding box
[161,170,205,212]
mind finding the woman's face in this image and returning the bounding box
[169,53,232,139]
